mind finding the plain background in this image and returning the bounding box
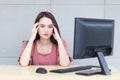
[0,0,120,70]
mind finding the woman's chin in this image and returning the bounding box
[41,37,50,40]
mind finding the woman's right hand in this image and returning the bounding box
[30,23,39,41]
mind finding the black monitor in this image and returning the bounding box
[73,17,115,75]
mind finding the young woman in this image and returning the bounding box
[18,11,72,66]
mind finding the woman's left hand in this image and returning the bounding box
[53,26,61,41]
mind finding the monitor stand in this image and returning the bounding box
[76,51,111,75]
[96,51,111,75]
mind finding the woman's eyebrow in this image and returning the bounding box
[49,24,54,26]
[39,24,54,26]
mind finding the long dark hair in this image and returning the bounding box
[34,11,61,45]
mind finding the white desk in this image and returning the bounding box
[0,65,120,80]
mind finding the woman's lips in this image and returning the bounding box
[43,34,49,36]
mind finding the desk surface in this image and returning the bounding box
[0,65,120,80]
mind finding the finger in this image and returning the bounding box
[32,23,39,31]
[36,26,39,31]
[53,26,57,33]
[34,23,39,28]
[52,33,56,40]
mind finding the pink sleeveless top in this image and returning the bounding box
[18,40,72,65]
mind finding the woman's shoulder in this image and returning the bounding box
[61,39,67,44]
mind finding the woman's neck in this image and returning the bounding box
[37,39,52,54]
[38,39,51,45]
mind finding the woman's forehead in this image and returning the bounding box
[39,17,52,24]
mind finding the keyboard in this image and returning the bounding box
[49,65,92,73]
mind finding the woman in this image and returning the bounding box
[18,11,72,66]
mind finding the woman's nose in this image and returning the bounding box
[44,27,48,32]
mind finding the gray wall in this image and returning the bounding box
[0,0,120,70]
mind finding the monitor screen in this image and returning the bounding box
[73,17,114,59]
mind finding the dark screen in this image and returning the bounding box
[73,18,114,59]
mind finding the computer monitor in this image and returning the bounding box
[73,17,115,75]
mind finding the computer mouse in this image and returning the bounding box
[36,67,47,74]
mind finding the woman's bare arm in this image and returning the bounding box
[19,23,39,66]
[53,26,70,66]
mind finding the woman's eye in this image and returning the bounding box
[49,25,53,28]
[40,25,45,28]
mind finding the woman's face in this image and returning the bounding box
[38,17,54,40]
